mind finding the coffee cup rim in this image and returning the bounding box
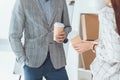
[54,22,65,27]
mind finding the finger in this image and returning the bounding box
[56,39,64,43]
[56,36,65,39]
[58,39,64,42]
[73,44,82,47]
[58,32,66,36]
[75,48,81,51]
[76,50,82,53]
[58,32,65,36]
[56,40,62,43]
[59,31,65,34]
[56,37,64,41]
[74,46,82,49]
[74,46,80,49]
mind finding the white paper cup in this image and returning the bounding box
[53,22,65,41]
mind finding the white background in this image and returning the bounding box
[0,0,15,39]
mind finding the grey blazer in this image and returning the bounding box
[9,0,71,70]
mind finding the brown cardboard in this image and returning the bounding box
[80,50,96,69]
[79,14,99,69]
[80,14,99,41]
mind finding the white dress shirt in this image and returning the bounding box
[39,0,52,23]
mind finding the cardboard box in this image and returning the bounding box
[80,14,99,41]
[79,14,99,69]
[80,50,96,69]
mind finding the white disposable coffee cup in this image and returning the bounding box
[53,22,65,41]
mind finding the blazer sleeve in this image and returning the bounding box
[9,0,26,65]
[62,0,72,37]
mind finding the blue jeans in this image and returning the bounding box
[23,53,68,80]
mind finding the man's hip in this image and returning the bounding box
[23,53,68,80]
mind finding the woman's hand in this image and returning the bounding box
[55,31,66,43]
[73,41,93,53]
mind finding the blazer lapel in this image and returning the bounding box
[49,0,57,27]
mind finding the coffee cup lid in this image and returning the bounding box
[54,22,65,27]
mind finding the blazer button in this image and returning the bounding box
[49,42,53,44]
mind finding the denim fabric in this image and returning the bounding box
[23,53,68,80]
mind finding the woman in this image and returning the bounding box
[73,0,120,80]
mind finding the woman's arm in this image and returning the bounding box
[73,39,98,53]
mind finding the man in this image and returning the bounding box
[9,0,71,80]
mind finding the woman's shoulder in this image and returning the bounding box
[98,6,114,21]
[99,6,113,14]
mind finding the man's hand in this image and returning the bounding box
[55,31,66,43]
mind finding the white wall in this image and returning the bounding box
[72,0,105,31]
[0,0,15,39]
